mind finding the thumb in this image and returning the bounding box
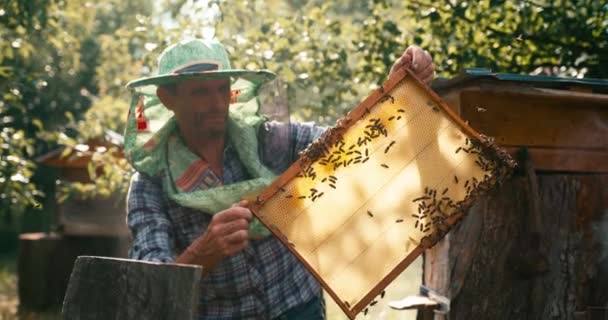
[232,199,249,208]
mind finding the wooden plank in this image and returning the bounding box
[505,147,608,173]
[459,88,608,150]
[62,256,202,320]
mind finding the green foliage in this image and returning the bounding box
[403,0,608,78]
[0,127,42,224]
[0,0,606,227]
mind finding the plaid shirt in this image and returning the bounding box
[127,121,326,320]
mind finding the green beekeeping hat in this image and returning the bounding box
[123,38,279,239]
[126,38,276,88]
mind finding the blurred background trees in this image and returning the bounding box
[1,0,606,232]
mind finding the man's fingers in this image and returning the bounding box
[416,62,435,83]
[390,53,412,75]
[224,239,249,256]
[217,218,249,236]
[224,229,249,245]
[408,46,424,71]
[230,200,248,208]
[215,206,253,223]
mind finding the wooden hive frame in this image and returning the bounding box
[247,68,515,319]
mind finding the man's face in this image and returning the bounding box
[160,78,231,138]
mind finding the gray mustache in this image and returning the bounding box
[193,111,226,125]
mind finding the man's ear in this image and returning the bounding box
[157,86,175,111]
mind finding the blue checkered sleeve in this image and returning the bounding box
[258,120,328,172]
[126,172,176,262]
[291,121,328,158]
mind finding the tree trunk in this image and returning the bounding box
[62,256,202,320]
[423,174,608,320]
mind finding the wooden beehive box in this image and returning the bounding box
[423,69,608,319]
[36,131,128,237]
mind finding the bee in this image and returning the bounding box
[367,210,374,217]
[381,164,389,169]
[413,196,430,202]
[379,94,395,104]
[396,219,404,223]
[384,141,396,153]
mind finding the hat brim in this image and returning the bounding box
[125,69,276,89]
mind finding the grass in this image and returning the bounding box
[0,251,420,320]
[0,251,18,320]
[0,252,60,320]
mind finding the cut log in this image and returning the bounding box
[62,256,202,320]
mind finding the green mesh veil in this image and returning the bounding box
[124,78,278,238]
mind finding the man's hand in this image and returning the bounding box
[389,46,435,85]
[177,200,251,270]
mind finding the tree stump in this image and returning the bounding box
[423,173,608,319]
[62,256,202,320]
